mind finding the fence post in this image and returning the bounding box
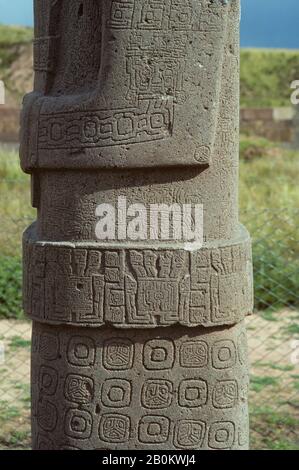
[20,0,253,450]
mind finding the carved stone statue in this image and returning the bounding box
[21,0,253,450]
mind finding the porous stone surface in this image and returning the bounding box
[21,0,236,170]
[23,224,252,329]
[20,0,253,450]
[31,321,249,450]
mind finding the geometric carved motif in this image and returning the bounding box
[99,414,131,443]
[64,374,94,404]
[24,231,253,328]
[174,420,206,449]
[208,421,235,450]
[139,416,170,444]
[32,321,249,450]
[103,339,134,370]
[67,336,96,367]
[20,0,238,174]
[39,366,58,396]
[65,409,93,440]
[102,379,132,408]
[142,379,173,409]
[37,399,57,432]
[178,379,208,408]
[179,341,208,368]
[212,340,237,370]
[212,380,238,409]
[143,339,175,370]
[36,1,198,152]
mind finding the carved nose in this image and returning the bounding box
[78,2,84,18]
[50,0,103,95]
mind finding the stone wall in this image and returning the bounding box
[240,107,296,143]
[0,106,20,143]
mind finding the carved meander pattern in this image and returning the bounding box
[32,0,231,156]
[31,322,249,450]
[23,233,253,328]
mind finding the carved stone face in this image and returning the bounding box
[22,0,239,171]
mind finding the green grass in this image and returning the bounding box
[240,49,299,107]
[0,25,32,76]
[282,323,299,337]
[251,376,279,393]
[0,25,33,106]
[0,401,21,421]
[6,430,30,447]
[253,362,295,372]
[0,149,27,180]
[250,406,299,450]
[0,400,30,450]
[260,310,279,322]
[0,25,33,46]
[0,150,31,319]
[240,136,299,311]
[0,255,23,318]
[14,384,31,403]
[0,150,33,258]
[240,136,299,211]
[9,336,31,350]
[239,136,274,160]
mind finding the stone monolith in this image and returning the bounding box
[20,0,253,450]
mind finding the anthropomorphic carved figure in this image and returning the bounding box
[21,0,253,450]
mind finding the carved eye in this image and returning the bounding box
[78,3,84,17]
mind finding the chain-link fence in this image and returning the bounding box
[243,209,299,450]
[0,173,298,450]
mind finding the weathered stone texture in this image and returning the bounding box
[31,321,249,450]
[20,0,252,450]
[24,225,252,328]
[22,0,235,170]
